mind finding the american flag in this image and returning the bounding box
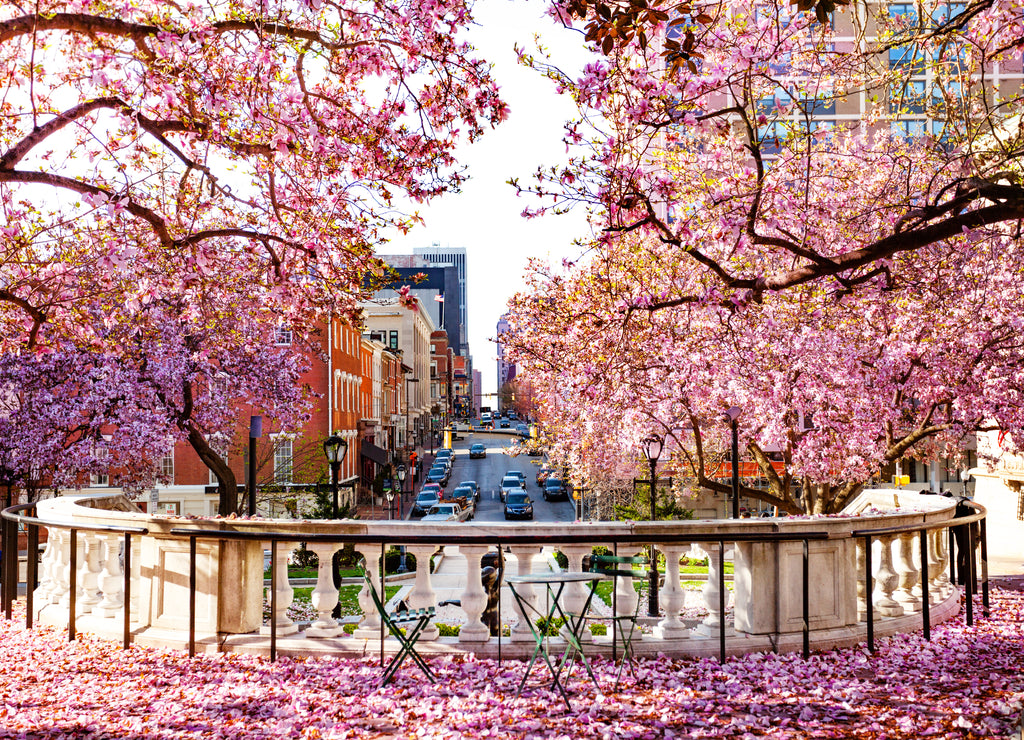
[434,294,445,302]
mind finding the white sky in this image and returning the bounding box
[381,0,598,396]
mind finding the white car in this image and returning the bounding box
[500,475,523,502]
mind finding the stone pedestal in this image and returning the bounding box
[734,537,856,634]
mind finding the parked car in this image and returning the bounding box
[500,475,523,502]
[543,478,568,502]
[526,442,543,456]
[536,465,555,485]
[456,480,481,502]
[507,411,518,420]
[435,448,454,459]
[469,443,486,459]
[504,491,534,520]
[426,467,450,486]
[412,490,440,516]
[421,501,474,523]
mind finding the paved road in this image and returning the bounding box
[424,431,575,523]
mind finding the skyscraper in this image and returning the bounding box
[414,245,468,358]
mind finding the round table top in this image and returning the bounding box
[506,572,609,585]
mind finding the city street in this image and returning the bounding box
[419,431,575,523]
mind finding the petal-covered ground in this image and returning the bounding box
[1,590,1022,739]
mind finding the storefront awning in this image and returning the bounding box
[359,441,389,466]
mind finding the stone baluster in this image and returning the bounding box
[932,529,951,600]
[457,545,490,643]
[353,545,382,638]
[656,544,690,640]
[559,544,593,642]
[50,530,69,606]
[695,545,732,637]
[96,534,124,618]
[59,532,85,612]
[406,545,440,641]
[856,537,868,621]
[79,534,104,614]
[612,547,642,622]
[873,536,903,617]
[892,533,921,614]
[260,541,299,636]
[34,532,56,607]
[129,536,142,618]
[508,545,541,643]
[305,544,344,638]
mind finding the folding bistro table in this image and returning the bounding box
[506,571,609,708]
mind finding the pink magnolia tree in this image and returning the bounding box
[0,291,313,512]
[504,0,1024,514]
[0,0,507,510]
[507,224,1024,514]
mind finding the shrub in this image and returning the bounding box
[437,623,461,637]
[552,550,569,570]
[589,623,608,636]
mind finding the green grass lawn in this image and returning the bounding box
[270,584,401,617]
[264,566,364,580]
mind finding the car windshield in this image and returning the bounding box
[471,444,484,451]
[546,479,562,488]
[460,481,476,488]
[417,493,437,501]
[452,487,472,496]
[506,493,529,505]
[501,477,520,487]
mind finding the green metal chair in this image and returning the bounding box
[361,568,437,687]
[588,553,649,689]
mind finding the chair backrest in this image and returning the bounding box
[362,568,389,618]
[589,554,648,580]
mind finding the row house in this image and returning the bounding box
[430,330,453,441]
[84,299,433,518]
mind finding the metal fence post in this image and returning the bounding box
[802,538,810,660]
[864,535,874,652]
[718,540,726,663]
[69,529,78,642]
[26,518,38,629]
[919,529,930,641]
[123,533,132,650]
[270,538,277,662]
[188,535,197,657]
[980,517,990,617]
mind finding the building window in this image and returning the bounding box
[160,446,174,483]
[275,326,293,346]
[208,436,228,486]
[91,445,110,487]
[389,330,399,350]
[274,438,293,485]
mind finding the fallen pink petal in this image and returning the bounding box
[0,589,1021,739]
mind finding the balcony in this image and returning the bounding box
[5,490,980,662]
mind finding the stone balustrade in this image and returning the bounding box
[21,489,972,659]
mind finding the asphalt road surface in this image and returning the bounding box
[426,432,575,523]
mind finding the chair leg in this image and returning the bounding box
[379,617,435,687]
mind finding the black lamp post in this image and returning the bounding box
[322,433,348,519]
[725,407,742,519]
[641,434,663,618]
[396,464,407,520]
[323,433,348,617]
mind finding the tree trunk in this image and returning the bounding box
[186,427,238,516]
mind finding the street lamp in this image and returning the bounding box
[405,377,420,458]
[396,463,407,520]
[725,407,742,519]
[385,484,395,520]
[641,434,663,618]
[960,468,971,498]
[322,433,348,519]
